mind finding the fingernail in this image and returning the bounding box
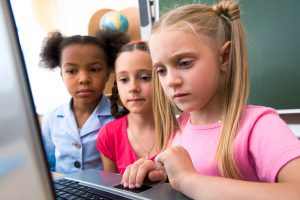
[135,183,141,188]
[123,182,128,188]
[129,184,134,189]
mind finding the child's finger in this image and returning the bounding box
[135,159,157,187]
[121,164,132,188]
[128,160,144,188]
[154,149,168,166]
[122,158,145,188]
[148,170,167,182]
[155,157,165,171]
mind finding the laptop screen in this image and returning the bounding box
[0,1,55,199]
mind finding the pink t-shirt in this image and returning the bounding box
[97,116,155,174]
[172,105,300,182]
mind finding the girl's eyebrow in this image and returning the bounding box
[170,50,196,58]
[117,69,152,75]
[152,50,196,68]
[116,71,128,75]
[88,61,105,66]
[62,61,104,67]
[88,61,106,66]
[62,62,78,67]
[152,62,163,69]
[137,69,152,73]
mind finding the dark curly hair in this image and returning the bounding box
[39,29,130,72]
[110,41,150,119]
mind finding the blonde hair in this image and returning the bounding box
[152,0,249,179]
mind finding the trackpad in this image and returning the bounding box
[114,184,152,193]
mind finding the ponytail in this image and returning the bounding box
[213,0,249,179]
[39,31,64,69]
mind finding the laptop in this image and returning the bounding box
[0,1,190,199]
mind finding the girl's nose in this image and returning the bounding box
[128,80,140,93]
[166,70,183,88]
[78,71,91,84]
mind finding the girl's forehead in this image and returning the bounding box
[117,48,149,58]
[150,29,216,51]
[61,44,105,58]
[149,30,205,52]
[116,52,152,73]
[148,30,218,65]
[151,29,193,44]
[62,43,103,52]
[60,44,107,66]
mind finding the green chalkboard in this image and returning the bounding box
[159,0,300,110]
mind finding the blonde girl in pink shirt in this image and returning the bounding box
[121,1,300,199]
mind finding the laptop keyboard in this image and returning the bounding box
[54,178,131,200]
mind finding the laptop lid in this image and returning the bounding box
[0,1,191,199]
[0,1,54,199]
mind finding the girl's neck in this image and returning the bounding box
[72,96,102,129]
[127,113,155,133]
[190,89,223,125]
[72,96,101,115]
[190,111,222,125]
[127,113,156,159]
[190,102,223,125]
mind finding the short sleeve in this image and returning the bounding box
[97,124,115,161]
[249,111,300,182]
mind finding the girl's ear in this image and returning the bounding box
[219,41,231,72]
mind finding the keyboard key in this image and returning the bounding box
[54,178,131,200]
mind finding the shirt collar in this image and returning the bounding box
[95,94,111,116]
[61,94,112,117]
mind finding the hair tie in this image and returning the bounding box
[212,1,240,21]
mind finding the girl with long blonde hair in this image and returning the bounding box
[122,1,300,199]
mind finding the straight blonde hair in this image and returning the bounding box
[152,0,249,179]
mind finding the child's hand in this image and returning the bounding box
[121,158,167,188]
[155,146,198,191]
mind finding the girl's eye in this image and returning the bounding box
[156,66,167,76]
[178,59,193,68]
[90,67,102,72]
[118,77,129,84]
[66,69,77,74]
[91,68,99,72]
[140,74,152,81]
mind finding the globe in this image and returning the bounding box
[100,11,129,32]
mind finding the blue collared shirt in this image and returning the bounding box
[42,95,114,174]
